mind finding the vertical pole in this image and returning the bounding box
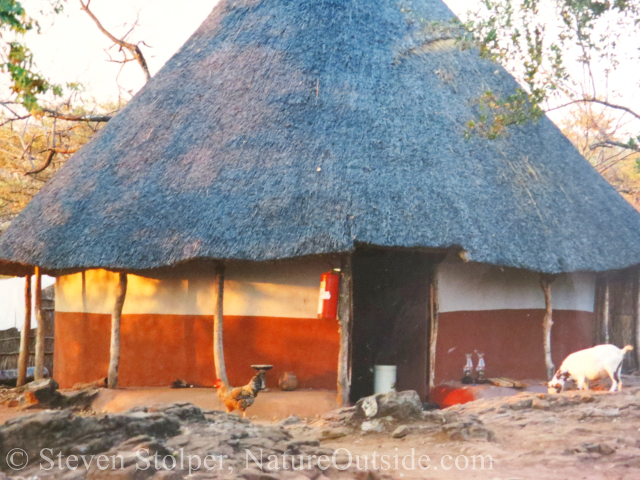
[108,273,128,389]
[635,270,640,369]
[34,267,45,380]
[540,275,555,380]
[17,273,32,387]
[428,267,439,389]
[603,277,610,344]
[337,255,353,406]
[213,263,228,384]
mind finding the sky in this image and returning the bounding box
[16,0,640,128]
[22,0,219,105]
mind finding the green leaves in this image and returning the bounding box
[0,0,31,34]
[0,1,65,111]
[3,42,61,111]
[463,0,639,144]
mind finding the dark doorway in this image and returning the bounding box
[350,248,436,403]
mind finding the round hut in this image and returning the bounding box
[2,0,640,402]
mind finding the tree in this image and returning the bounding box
[463,0,640,153]
[561,103,640,210]
[0,0,151,230]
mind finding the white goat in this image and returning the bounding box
[548,344,634,393]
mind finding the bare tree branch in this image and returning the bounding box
[25,150,56,175]
[79,0,151,82]
[547,98,640,122]
[41,108,112,122]
[590,140,640,153]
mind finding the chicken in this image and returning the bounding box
[214,371,265,417]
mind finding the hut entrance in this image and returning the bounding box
[350,248,436,403]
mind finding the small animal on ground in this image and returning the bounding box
[548,344,633,393]
[214,370,265,417]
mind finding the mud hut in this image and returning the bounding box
[2,0,640,402]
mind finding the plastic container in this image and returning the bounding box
[374,365,397,394]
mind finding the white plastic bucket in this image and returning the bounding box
[374,365,397,394]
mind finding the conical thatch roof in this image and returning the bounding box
[1,0,640,274]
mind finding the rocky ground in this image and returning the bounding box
[1,379,640,479]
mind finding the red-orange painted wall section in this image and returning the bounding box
[435,309,594,382]
[54,308,594,390]
[54,313,340,389]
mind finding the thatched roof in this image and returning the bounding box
[0,260,32,277]
[1,0,640,274]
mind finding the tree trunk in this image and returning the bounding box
[34,267,45,380]
[540,275,555,380]
[17,274,32,387]
[337,255,353,406]
[213,263,228,384]
[108,273,128,389]
[429,268,440,389]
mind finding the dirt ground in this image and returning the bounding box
[317,377,640,480]
[2,379,640,479]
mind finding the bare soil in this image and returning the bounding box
[1,379,640,479]
[317,377,640,479]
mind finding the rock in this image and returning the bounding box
[87,462,153,480]
[421,402,440,411]
[153,471,183,480]
[361,396,378,418]
[241,469,279,480]
[355,471,382,480]
[361,419,384,433]
[286,440,320,451]
[280,472,313,480]
[442,417,494,442]
[60,388,100,411]
[319,427,350,440]
[355,390,422,421]
[531,398,550,410]
[321,406,356,423]
[578,394,596,403]
[580,407,621,420]
[18,378,62,407]
[598,443,616,455]
[280,415,302,426]
[501,397,533,411]
[0,409,180,470]
[421,410,457,424]
[467,425,495,442]
[128,403,205,423]
[392,425,409,438]
[279,372,299,391]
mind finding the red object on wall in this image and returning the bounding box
[318,271,340,319]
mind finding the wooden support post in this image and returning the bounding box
[428,268,439,389]
[34,267,45,380]
[635,271,640,369]
[540,275,555,380]
[603,277,610,344]
[337,255,353,406]
[108,273,128,389]
[17,274,32,387]
[213,263,228,384]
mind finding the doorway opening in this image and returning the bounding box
[349,247,438,403]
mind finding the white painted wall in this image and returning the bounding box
[55,257,340,318]
[438,259,596,313]
[0,276,56,331]
[55,256,596,318]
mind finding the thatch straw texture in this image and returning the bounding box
[2,0,640,274]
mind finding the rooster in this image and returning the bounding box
[214,371,265,417]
